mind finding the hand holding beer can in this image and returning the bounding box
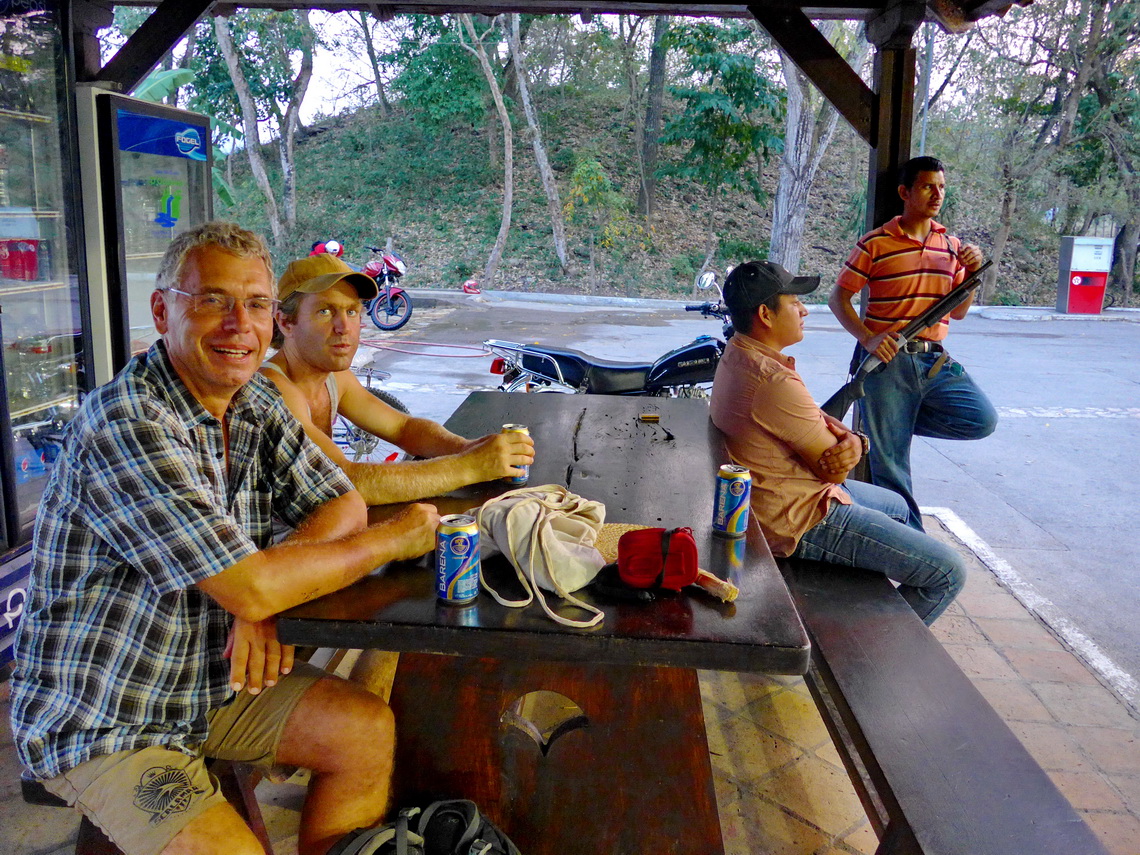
[713,464,751,537]
[502,423,530,485]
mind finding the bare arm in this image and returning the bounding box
[261,367,534,505]
[949,242,984,320]
[197,493,439,623]
[828,284,900,364]
[332,371,535,504]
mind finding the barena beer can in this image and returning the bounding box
[713,464,751,537]
[436,514,481,604]
[502,423,530,485]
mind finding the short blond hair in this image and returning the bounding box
[155,222,274,293]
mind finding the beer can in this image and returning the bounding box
[713,464,751,538]
[436,514,481,604]
[502,423,530,485]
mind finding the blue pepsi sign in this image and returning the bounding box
[117,109,208,161]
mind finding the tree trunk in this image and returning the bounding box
[983,163,1018,304]
[277,11,314,232]
[501,14,532,107]
[588,234,597,293]
[507,13,568,273]
[694,206,717,297]
[461,14,513,288]
[358,12,391,117]
[214,16,284,246]
[1112,219,1138,309]
[770,25,866,273]
[637,15,669,221]
[172,24,199,108]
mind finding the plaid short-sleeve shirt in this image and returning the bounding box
[10,341,354,779]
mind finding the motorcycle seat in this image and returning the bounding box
[519,345,651,391]
[583,363,653,394]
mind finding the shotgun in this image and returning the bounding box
[820,259,993,420]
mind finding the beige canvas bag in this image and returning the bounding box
[470,484,607,628]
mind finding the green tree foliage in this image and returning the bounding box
[386,16,488,125]
[188,11,315,138]
[564,157,644,290]
[657,21,784,203]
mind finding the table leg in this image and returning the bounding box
[388,653,724,855]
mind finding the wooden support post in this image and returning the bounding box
[865,46,916,231]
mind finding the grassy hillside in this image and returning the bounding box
[218,87,1061,305]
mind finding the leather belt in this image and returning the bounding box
[903,340,943,354]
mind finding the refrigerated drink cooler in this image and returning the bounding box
[0,7,87,669]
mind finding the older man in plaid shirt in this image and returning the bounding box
[10,222,438,855]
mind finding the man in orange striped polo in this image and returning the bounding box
[828,156,998,530]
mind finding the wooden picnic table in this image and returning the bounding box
[278,392,810,854]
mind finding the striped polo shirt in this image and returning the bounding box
[836,215,966,342]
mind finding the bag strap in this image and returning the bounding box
[476,495,534,611]
[526,502,604,628]
[476,486,568,610]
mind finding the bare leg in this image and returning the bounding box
[161,802,265,855]
[276,675,396,855]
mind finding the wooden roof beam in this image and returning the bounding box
[88,0,216,90]
[865,0,923,48]
[748,3,874,145]
[928,0,1034,34]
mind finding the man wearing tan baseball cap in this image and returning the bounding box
[262,252,533,506]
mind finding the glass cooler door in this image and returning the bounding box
[0,7,84,549]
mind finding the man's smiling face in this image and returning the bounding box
[152,245,275,417]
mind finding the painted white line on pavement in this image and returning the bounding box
[996,406,1140,419]
[924,506,1140,708]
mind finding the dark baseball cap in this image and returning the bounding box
[723,261,819,318]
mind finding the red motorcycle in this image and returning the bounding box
[361,246,413,331]
[309,240,413,331]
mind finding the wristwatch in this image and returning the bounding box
[855,432,870,455]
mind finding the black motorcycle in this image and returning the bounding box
[484,272,731,397]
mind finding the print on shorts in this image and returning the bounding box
[133,765,206,825]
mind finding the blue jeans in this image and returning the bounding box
[793,479,966,624]
[855,346,997,530]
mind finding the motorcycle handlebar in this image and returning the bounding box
[685,302,728,318]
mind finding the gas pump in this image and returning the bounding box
[1055,236,1113,314]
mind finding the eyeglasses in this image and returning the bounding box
[163,287,279,318]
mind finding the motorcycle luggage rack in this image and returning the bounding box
[484,339,579,389]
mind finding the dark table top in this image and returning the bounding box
[278,392,810,674]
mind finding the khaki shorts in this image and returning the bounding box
[41,662,326,855]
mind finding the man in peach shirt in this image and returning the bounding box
[710,261,965,624]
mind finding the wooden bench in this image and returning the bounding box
[779,558,1111,855]
[21,759,274,855]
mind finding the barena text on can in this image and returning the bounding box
[436,514,481,604]
[502,423,531,485]
[713,464,751,537]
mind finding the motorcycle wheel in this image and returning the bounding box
[336,388,410,461]
[370,291,413,331]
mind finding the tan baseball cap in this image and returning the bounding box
[277,253,379,302]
